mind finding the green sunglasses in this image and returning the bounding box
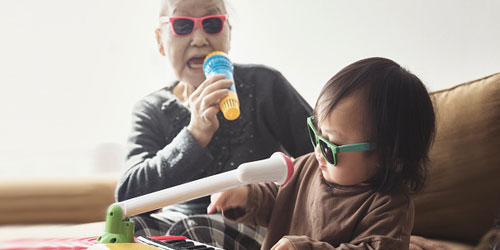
[306,116,376,165]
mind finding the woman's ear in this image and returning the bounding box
[155,28,166,56]
[227,20,232,52]
[227,19,232,33]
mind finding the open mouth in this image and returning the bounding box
[187,56,205,70]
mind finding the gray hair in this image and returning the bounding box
[159,0,234,18]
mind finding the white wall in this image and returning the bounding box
[1,0,499,178]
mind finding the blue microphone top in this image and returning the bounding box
[203,51,234,80]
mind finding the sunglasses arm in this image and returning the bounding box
[338,143,376,153]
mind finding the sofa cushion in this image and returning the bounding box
[412,73,500,244]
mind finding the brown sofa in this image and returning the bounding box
[412,72,500,249]
[0,176,116,240]
[1,73,499,249]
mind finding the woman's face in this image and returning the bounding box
[315,92,379,186]
[157,0,231,87]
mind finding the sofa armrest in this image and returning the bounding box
[0,176,117,225]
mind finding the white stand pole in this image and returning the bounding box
[115,152,293,219]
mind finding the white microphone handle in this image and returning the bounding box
[116,152,292,219]
[117,171,241,219]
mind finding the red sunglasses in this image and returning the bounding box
[159,15,227,37]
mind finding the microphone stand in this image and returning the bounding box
[97,152,293,244]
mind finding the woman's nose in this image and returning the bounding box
[189,24,209,47]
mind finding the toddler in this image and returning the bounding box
[207,57,436,249]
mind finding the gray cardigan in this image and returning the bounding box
[116,64,313,215]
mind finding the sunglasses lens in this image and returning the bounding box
[319,140,335,164]
[202,17,224,34]
[307,123,317,148]
[172,19,194,35]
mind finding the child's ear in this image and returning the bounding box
[155,28,165,56]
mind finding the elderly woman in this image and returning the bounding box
[114,0,312,247]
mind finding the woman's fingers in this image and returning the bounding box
[193,80,232,120]
[190,74,226,102]
[190,77,232,117]
[199,79,232,100]
[199,89,228,114]
[202,106,220,124]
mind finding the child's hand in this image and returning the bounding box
[207,186,249,214]
[271,238,295,250]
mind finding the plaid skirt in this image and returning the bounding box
[130,212,266,250]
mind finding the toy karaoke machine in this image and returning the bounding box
[92,152,293,249]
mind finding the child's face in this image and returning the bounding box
[157,0,231,87]
[315,92,378,186]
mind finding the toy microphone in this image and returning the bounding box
[98,152,293,243]
[203,51,240,120]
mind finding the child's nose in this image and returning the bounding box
[315,145,326,165]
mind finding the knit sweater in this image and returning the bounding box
[115,64,313,215]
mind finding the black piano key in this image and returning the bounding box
[137,236,222,250]
[163,238,214,250]
[164,239,186,244]
[171,241,195,247]
[185,246,212,249]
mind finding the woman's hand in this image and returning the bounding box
[187,74,233,147]
[271,238,295,250]
[207,186,249,214]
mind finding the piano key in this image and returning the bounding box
[137,236,224,250]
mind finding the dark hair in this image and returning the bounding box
[314,57,435,194]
